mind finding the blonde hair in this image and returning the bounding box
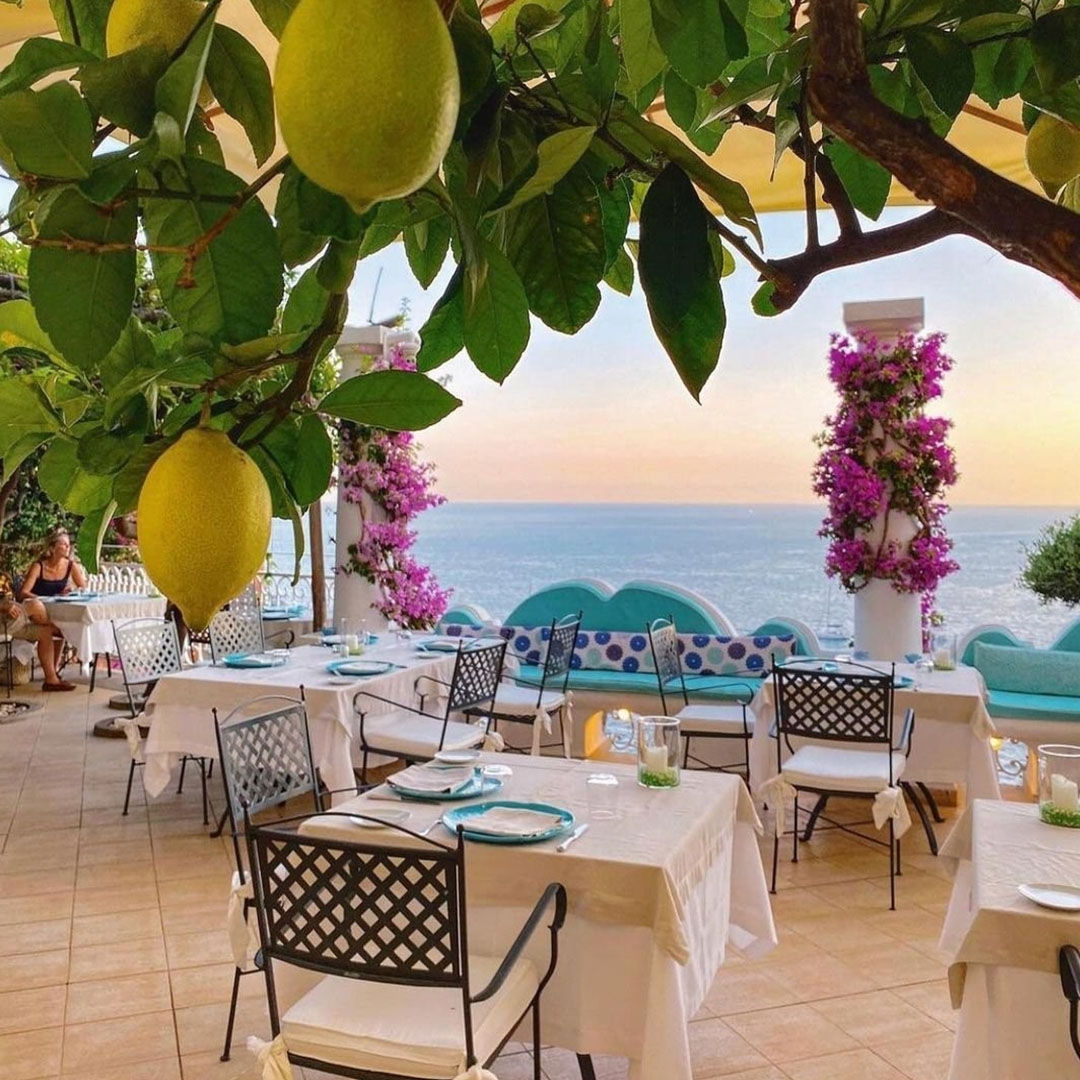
[40,529,71,559]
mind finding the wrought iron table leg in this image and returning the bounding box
[915,781,945,823]
[801,794,829,842]
[576,1054,597,1080]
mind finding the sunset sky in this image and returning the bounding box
[347,207,1080,507]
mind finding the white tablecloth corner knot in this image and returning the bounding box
[530,706,553,756]
[247,1034,294,1080]
[483,727,505,753]
[454,1065,498,1080]
[757,774,797,836]
[872,785,912,838]
[227,872,257,966]
[561,690,574,758]
[117,716,142,757]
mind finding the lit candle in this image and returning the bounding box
[643,744,669,774]
[1052,773,1080,812]
[933,648,954,670]
[345,633,360,655]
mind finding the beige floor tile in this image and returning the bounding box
[72,882,159,917]
[76,821,150,845]
[873,1030,955,1080]
[809,990,947,1044]
[756,950,877,1003]
[725,1004,859,1064]
[64,971,172,1025]
[154,851,233,882]
[169,963,262,1009]
[695,1070,787,1080]
[68,935,166,983]
[0,1025,63,1080]
[0,919,72,958]
[702,967,801,1017]
[0,986,66,1036]
[166,928,236,969]
[74,860,155,891]
[781,914,894,953]
[158,874,233,908]
[0,849,78,874]
[0,867,76,899]
[781,1048,907,1079]
[160,901,228,936]
[61,1010,178,1073]
[542,1048,629,1079]
[174,997,270,1057]
[827,942,945,990]
[0,950,70,992]
[179,1049,261,1080]
[891,980,958,1033]
[61,1058,180,1080]
[0,891,73,927]
[76,838,153,866]
[687,1017,770,1077]
[71,907,162,948]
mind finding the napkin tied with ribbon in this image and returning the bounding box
[227,871,258,966]
[117,716,142,757]
[871,785,912,837]
[247,1035,294,1080]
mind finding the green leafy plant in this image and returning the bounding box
[0,0,1077,575]
[1022,515,1080,607]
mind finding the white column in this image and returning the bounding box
[843,298,926,661]
[333,325,392,631]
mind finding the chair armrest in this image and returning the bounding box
[471,881,567,1004]
[414,673,450,695]
[265,627,295,648]
[352,690,437,719]
[1060,946,1080,1062]
[895,707,915,755]
[684,679,760,706]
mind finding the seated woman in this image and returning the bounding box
[19,528,87,600]
[0,593,74,691]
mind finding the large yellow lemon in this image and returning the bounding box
[1026,114,1080,194]
[137,428,271,631]
[106,0,204,59]
[274,0,460,212]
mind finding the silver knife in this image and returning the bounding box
[556,823,589,852]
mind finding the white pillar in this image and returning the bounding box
[843,298,926,661]
[333,326,393,631]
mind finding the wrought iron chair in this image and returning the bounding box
[466,613,581,756]
[354,639,507,783]
[213,694,330,1063]
[244,808,567,1079]
[111,617,211,820]
[647,617,758,776]
[208,609,265,663]
[769,658,917,909]
[1061,945,1080,1062]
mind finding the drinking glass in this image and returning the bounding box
[585,773,620,819]
[637,715,681,788]
[932,631,958,671]
[913,655,935,687]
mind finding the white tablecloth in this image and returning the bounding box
[940,800,1080,1078]
[141,643,456,803]
[751,663,1000,800]
[292,755,776,1079]
[42,593,167,661]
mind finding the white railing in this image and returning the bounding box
[86,561,153,595]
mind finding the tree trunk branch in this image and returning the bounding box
[808,0,1080,299]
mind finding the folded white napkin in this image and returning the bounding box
[388,764,475,794]
[462,806,565,837]
[229,653,278,667]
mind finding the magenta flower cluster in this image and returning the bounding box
[337,345,451,629]
[813,332,959,621]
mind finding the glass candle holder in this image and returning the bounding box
[932,631,958,671]
[637,716,681,789]
[1038,744,1080,827]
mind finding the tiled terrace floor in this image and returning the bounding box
[0,683,976,1080]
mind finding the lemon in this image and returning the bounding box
[137,428,271,631]
[1025,114,1080,194]
[274,0,460,212]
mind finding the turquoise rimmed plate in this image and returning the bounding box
[325,658,396,677]
[388,774,502,802]
[441,800,574,844]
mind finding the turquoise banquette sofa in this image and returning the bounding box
[962,619,1080,751]
[440,578,819,756]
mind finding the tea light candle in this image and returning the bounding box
[933,648,954,670]
[643,744,669,774]
[1052,773,1080,812]
[344,633,360,655]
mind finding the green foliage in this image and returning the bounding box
[0,0,1070,567]
[1022,516,1080,607]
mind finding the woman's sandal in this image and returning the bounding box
[42,681,75,692]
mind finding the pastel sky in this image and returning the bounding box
[346,207,1080,507]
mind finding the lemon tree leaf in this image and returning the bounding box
[0,299,60,360]
[112,442,169,514]
[319,370,462,431]
[76,430,142,475]
[823,138,893,220]
[404,214,452,289]
[0,378,59,459]
[603,246,634,295]
[75,498,117,574]
[462,239,531,382]
[205,25,276,166]
[617,0,666,94]
[100,317,157,392]
[143,157,283,344]
[0,38,97,96]
[1,432,51,485]
[77,44,168,136]
[263,412,332,506]
[638,163,725,401]
[281,265,330,349]
[248,0,300,39]
[0,83,93,179]
[48,0,110,58]
[506,163,606,333]
[493,125,596,211]
[155,10,215,134]
[38,436,114,514]
[28,189,137,371]
[417,265,465,372]
[1031,8,1080,93]
[651,0,746,86]
[905,27,975,118]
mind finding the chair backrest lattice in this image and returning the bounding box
[542,614,581,685]
[773,661,895,747]
[247,821,466,989]
[113,618,182,687]
[229,583,261,618]
[209,610,265,663]
[215,698,319,822]
[648,616,688,710]
[447,640,507,713]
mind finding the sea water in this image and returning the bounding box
[271,503,1076,645]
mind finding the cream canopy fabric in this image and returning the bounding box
[0,0,1037,212]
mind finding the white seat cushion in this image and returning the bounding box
[781,744,906,793]
[676,703,753,735]
[281,953,540,1078]
[360,710,486,757]
[488,682,566,717]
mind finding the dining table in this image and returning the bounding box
[140,641,458,802]
[940,799,1080,1078]
[41,591,167,666]
[288,753,777,1079]
[750,661,1001,803]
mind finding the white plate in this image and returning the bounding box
[434,749,481,765]
[1018,883,1080,912]
[328,675,358,686]
[349,808,411,829]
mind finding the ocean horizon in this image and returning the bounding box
[272,501,1078,646]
